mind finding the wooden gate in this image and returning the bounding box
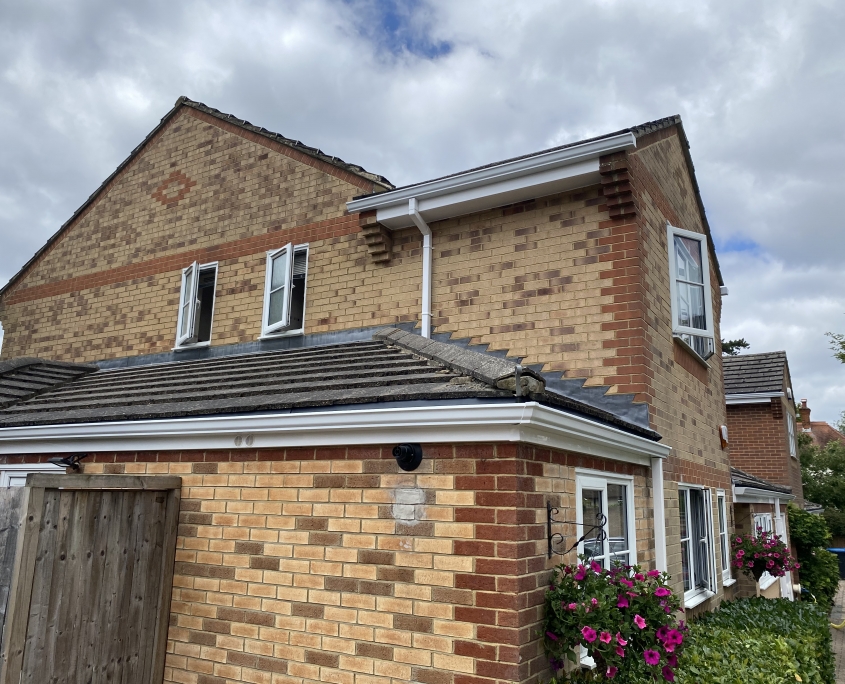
[0,487,27,657]
[0,474,181,684]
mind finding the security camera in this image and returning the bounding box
[392,443,423,472]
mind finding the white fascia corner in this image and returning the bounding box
[0,402,670,466]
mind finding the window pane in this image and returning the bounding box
[271,250,290,290]
[581,489,604,562]
[676,282,706,330]
[674,236,703,284]
[679,491,688,541]
[607,484,629,559]
[690,489,709,590]
[681,540,691,591]
[268,288,287,326]
[718,498,728,569]
[180,266,195,337]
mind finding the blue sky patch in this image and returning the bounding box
[346,0,452,59]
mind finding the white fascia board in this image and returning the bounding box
[0,402,668,466]
[733,486,794,504]
[346,133,636,227]
[725,392,784,405]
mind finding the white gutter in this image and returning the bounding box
[732,485,794,504]
[0,402,669,465]
[651,456,667,572]
[409,198,432,338]
[725,392,784,405]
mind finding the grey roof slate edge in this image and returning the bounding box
[730,467,793,495]
[376,328,660,441]
[97,321,418,370]
[723,351,788,395]
[0,357,97,377]
[0,96,393,300]
[429,329,652,432]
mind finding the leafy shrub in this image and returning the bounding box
[676,597,834,684]
[543,561,685,682]
[788,503,840,607]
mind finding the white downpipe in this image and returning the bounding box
[652,456,667,572]
[409,198,432,338]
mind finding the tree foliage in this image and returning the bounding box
[721,338,750,355]
[799,432,845,536]
[827,331,845,364]
[787,504,840,609]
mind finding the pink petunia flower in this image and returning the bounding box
[647,569,661,577]
[655,587,671,598]
[634,573,645,581]
[574,565,587,581]
[656,626,669,641]
[616,633,628,646]
[619,578,634,589]
[591,598,598,606]
[600,631,612,644]
[634,614,647,629]
[615,646,625,657]
[662,665,675,682]
[736,550,745,558]
[746,561,754,567]
[617,596,629,608]
[667,654,678,667]
[546,631,558,641]
[735,536,743,543]
[568,603,578,611]
[590,560,602,573]
[667,629,683,645]
[581,626,597,643]
[606,666,618,679]
[643,649,660,666]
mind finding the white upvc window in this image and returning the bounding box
[576,471,637,570]
[753,513,777,589]
[787,412,797,458]
[716,491,733,586]
[679,486,717,606]
[175,262,218,348]
[667,224,715,361]
[261,244,309,337]
[0,463,59,487]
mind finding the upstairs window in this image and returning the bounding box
[667,225,715,361]
[262,244,308,337]
[175,262,217,348]
[787,412,797,458]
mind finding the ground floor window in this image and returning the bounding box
[679,486,716,604]
[0,464,57,487]
[717,491,732,585]
[576,471,636,569]
[753,512,773,535]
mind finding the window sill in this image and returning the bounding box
[722,578,736,587]
[172,341,211,352]
[259,329,304,340]
[684,590,715,609]
[673,334,712,367]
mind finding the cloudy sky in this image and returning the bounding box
[1,0,843,422]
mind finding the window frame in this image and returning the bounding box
[575,470,638,570]
[678,485,717,607]
[261,243,309,338]
[667,224,715,359]
[753,513,777,589]
[716,490,734,586]
[174,261,218,349]
[0,463,60,487]
[787,411,797,458]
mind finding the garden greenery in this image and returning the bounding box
[787,503,840,607]
[543,561,685,682]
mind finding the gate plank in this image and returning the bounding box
[0,487,26,656]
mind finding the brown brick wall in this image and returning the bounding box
[727,399,804,504]
[4,443,654,684]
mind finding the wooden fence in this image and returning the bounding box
[0,487,26,658]
[0,474,181,684]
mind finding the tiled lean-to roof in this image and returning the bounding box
[0,328,659,440]
[0,358,97,410]
[730,467,793,495]
[723,351,788,395]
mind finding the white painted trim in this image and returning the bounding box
[0,463,60,487]
[732,486,794,504]
[409,198,432,338]
[0,402,669,464]
[348,135,636,229]
[652,456,667,572]
[684,589,715,609]
[725,392,784,405]
[667,223,715,353]
[716,490,731,585]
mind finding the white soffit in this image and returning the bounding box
[0,402,668,466]
[346,133,637,230]
[733,486,794,504]
[725,392,784,405]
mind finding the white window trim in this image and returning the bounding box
[716,490,732,587]
[787,412,797,459]
[174,261,218,349]
[753,513,778,590]
[679,484,717,607]
[667,223,715,357]
[260,244,309,338]
[575,469,637,569]
[0,463,60,487]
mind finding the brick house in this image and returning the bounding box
[723,351,802,599]
[0,97,733,684]
[798,398,845,448]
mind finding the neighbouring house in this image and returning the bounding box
[723,351,803,600]
[798,398,845,448]
[0,97,733,684]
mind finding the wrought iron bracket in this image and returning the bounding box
[546,501,607,559]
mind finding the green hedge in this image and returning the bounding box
[675,598,834,684]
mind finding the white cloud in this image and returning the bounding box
[0,0,843,419]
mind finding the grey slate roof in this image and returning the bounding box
[0,328,659,440]
[730,467,793,495]
[0,358,97,410]
[723,351,788,395]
